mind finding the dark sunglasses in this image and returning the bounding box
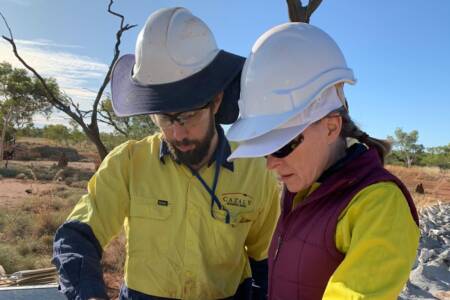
[267,134,304,158]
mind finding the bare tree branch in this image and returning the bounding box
[306,0,323,18]
[286,0,305,22]
[91,0,137,130]
[98,107,130,137]
[1,12,82,122]
[98,109,115,125]
[80,110,93,117]
[59,90,84,116]
[97,117,113,126]
[0,11,13,39]
[285,0,322,23]
[1,2,136,160]
[98,117,128,137]
[98,110,111,122]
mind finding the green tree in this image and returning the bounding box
[421,144,450,169]
[43,124,71,145]
[66,120,86,146]
[388,128,424,167]
[16,124,44,138]
[0,62,56,161]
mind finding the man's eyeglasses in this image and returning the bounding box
[153,102,211,129]
[267,134,304,158]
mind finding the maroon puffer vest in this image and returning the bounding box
[268,148,419,300]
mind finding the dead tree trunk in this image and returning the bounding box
[286,0,323,23]
[0,109,12,164]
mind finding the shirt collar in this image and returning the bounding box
[159,124,234,172]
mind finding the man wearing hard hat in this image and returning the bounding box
[52,7,280,300]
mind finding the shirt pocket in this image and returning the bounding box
[128,196,173,256]
[211,206,259,227]
[211,208,259,264]
[129,196,172,220]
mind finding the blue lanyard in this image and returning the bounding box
[189,141,231,224]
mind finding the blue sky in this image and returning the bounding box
[1,0,449,147]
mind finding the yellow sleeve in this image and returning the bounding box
[67,141,132,248]
[245,172,281,261]
[322,182,420,300]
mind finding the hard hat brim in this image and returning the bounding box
[111,50,245,124]
[227,75,355,142]
[227,84,348,160]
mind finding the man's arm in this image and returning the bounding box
[246,172,281,299]
[52,141,132,300]
[249,258,268,300]
[52,221,108,300]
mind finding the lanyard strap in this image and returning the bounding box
[190,141,231,224]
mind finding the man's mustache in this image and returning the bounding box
[172,139,196,147]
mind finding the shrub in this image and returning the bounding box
[0,244,21,273]
[70,180,89,189]
[0,243,43,273]
[102,233,126,274]
[0,167,21,178]
[38,235,54,254]
[16,239,42,256]
[34,212,66,237]
[2,213,32,240]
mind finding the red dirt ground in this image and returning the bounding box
[386,165,450,206]
[0,178,61,209]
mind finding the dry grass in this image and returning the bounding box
[16,137,56,145]
[410,192,443,209]
[1,161,94,183]
[101,232,126,300]
[0,138,97,275]
[386,164,450,207]
[387,164,450,176]
[16,137,98,155]
[0,188,85,274]
[102,233,126,274]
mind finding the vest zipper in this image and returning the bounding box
[274,234,283,261]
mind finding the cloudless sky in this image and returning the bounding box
[1,0,449,147]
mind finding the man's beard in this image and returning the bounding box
[166,118,216,168]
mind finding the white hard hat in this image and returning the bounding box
[227,22,356,142]
[228,85,345,160]
[133,7,218,85]
[227,23,356,160]
[111,7,244,123]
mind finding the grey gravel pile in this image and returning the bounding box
[399,202,450,300]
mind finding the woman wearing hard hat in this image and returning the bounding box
[227,23,420,300]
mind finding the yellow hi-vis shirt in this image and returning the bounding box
[293,182,420,299]
[67,133,280,299]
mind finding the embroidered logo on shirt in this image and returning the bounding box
[221,193,253,208]
[157,200,169,206]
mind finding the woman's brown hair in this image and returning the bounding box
[334,84,391,163]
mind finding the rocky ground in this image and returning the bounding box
[400,203,450,300]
